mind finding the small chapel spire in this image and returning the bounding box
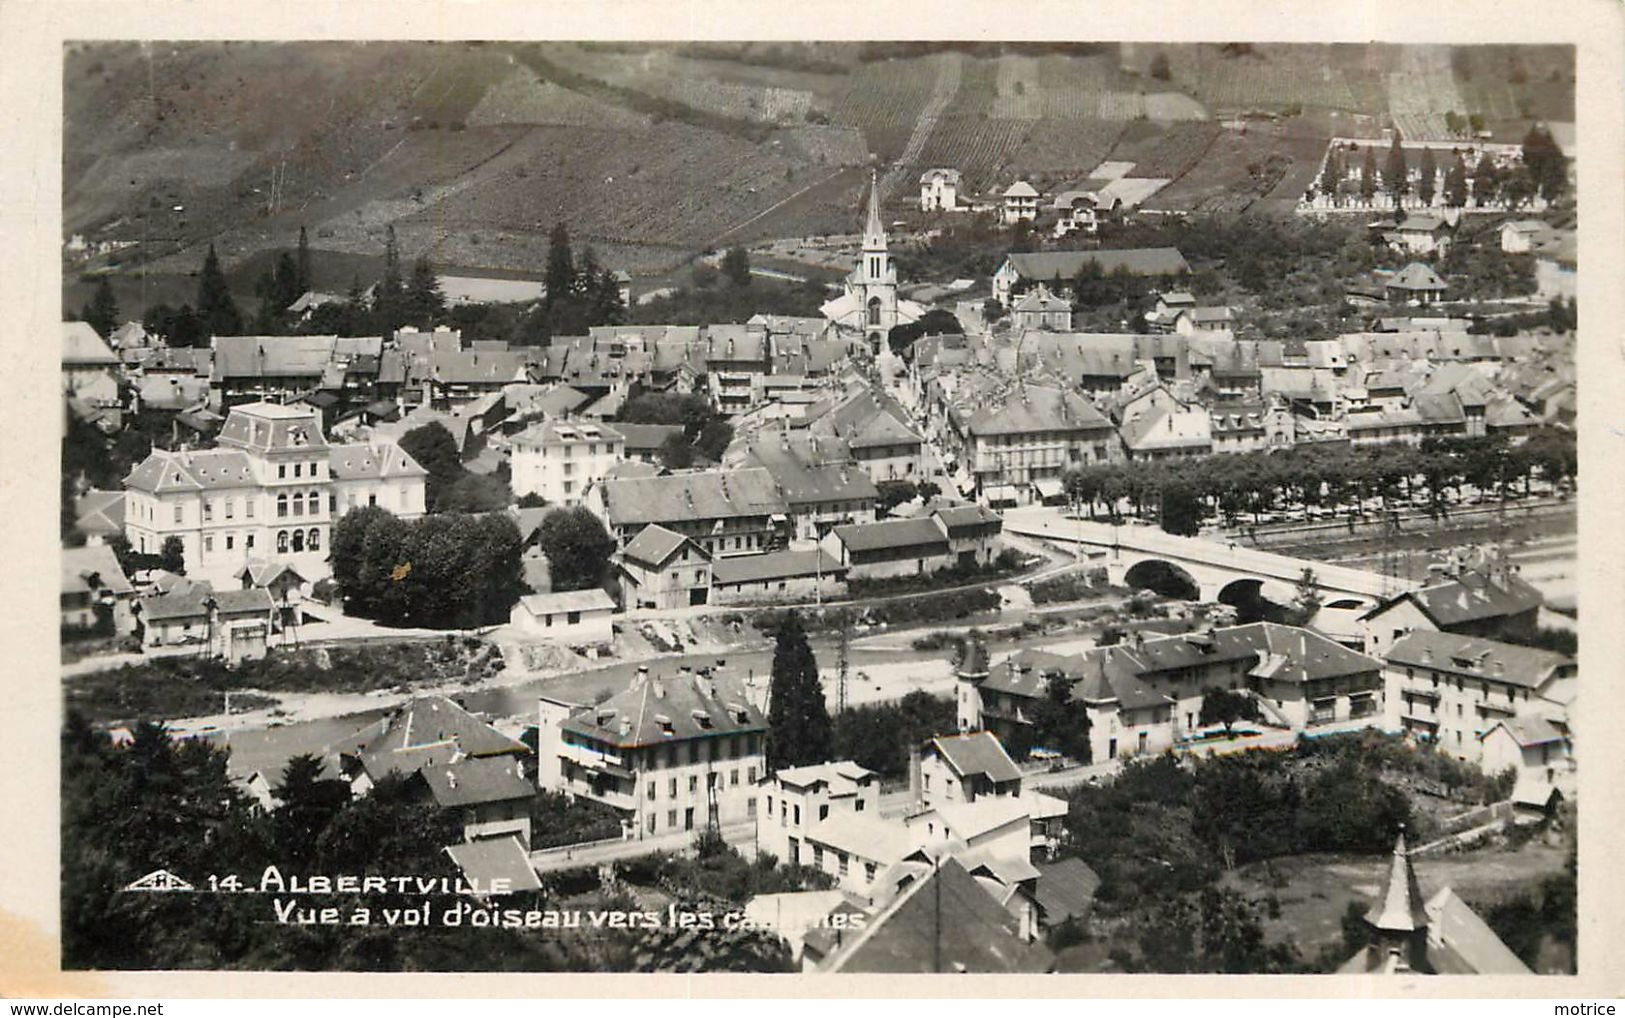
[1366,825,1429,934]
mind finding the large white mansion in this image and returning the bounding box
[123,401,427,589]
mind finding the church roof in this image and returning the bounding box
[1366,830,1429,933]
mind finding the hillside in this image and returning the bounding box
[63,41,1573,311]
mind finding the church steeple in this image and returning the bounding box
[1363,826,1432,973]
[863,168,887,251]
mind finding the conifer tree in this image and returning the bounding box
[1418,146,1437,206]
[765,611,834,771]
[82,277,119,340]
[1360,147,1377,203]
[406,255,445,323]
[195,243,243,337]
[1384,133,1409,207]
[1444,153,1469,208]
[544,222,574,309]
[1473,152,1500,207]
[376,225,405,331]
[295,226,312,293]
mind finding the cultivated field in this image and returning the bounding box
[63,41,1573,302]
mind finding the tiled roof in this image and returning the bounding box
[124,448,257,494]
[1003,180,1039,198]
[741,434,878,507]
[928,732,1021,784]
[445,836,543,894]
[967,384,1111,437]
[933,504,1001,532]
[599,468,787,527]
[1424,887,1531,974]
[73,489,126,537]
[139,584,273,622]
[216,402,329,452]
[560,670,766,749]
[1381,569,1544,629]
[1387,630,1568,689]
[622,524,694,568]
[419,754,533,808]
[62,321,119,365]
[1387,262,1448,292]
[1485,714,1564,747]
[612,423,685,452]
[432,349,534,386]
[328,441,427,481]
[515,588,615,617]
[1033,858,1100,924]
[824,857,1054,973]
[831,517,947,553]
[711,549,844,586]
[213,335,341,380]
[331,695,526,779]
[61,544,133,596]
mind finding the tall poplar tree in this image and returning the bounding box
[765,611,834,771]
[1418,146,1437,206]
[1384,134,1409,207]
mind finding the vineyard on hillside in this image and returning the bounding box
[1002,120,1126,184]
[1110,121,1223,179]
[831,56,949,161]
[909,117,1031,193]
[466,66,655,131]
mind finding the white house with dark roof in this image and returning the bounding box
[1383,629,1574,766]
[1480,714,1573,793]
[538,666,767,839]
[1009,284,1072,332]
[917,731,1023,807]
[1001,180,1040,225]
[508,588,616,644]
[992,248,1190,305]
[1383,262,1449,304]
[510,418,625,507]
[123,402,426,589]
[729,430,878,541]
[617,524,712,610]
[1359,562,1544,657]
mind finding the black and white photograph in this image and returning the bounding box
[21,13,1621,990]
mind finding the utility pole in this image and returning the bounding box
[836,610,851,715]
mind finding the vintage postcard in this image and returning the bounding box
[5,0,1624,999]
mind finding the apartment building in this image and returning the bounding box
[537,666,767,840]
[511,419,626,507]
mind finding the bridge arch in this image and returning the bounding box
[1215,576,1298,623]
[1122,558,1201,601]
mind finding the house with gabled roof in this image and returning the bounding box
[807,385,924,483]
[813,856,1054,973]
[992,248,1189,305]
[332,694,533,846]
[964,624,1384,763]
[1383,262,1448,304]
[919,168,962,212]
[509,588,616,644]
[1360,560,1544,657]
[617,523,712,610]
[62,321,121,407]
[1383,628,1573,767]
[61,543,136,635]
[729,429,878,541]
[136,582,275,659]
[589,467,789,558]
[917,731,1023,807]
[538,665,767,840]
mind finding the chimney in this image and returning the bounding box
[634,665,650,688]
[652,675,666,700]
[619,717,632,738]
[908,742,923,806]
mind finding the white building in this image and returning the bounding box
[508,588,616,645]
[511,419,626,507]
[62,321,121,407]
[122,402,427,588]
[1001,181,1040,225]
[538,666,767,840]
[919,168,962,212]
[821,171,925,353]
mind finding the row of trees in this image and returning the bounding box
[328,506,525,628]
[1062,430,1577,535]
[1316,124,1568,210]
